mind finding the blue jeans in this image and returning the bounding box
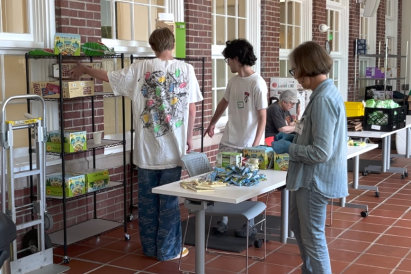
[137,167,182,261]
[289,187,331,274]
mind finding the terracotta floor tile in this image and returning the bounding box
[61,259,103,274]
[77,248,126,263]
[144,261,194,274]
[275,244,301,255]
[330,259,350,274]
[356,253,402,269]
[377,204,410,212]
[79,236,119,248]
[342,264,392,274]
[392,271,411,274]
[264,251,302,267]
[327,239,370,253]
[327,219,356,229]
[385,226,411,238]
[102,238,142,253]
[370,209,405,218]
[366,244,410,258]
[103,227,139,239]
[328,248,361,262]
[392,194,411,201]
[202,268,237,274]
[350,222,389,233]
[246,262,295,274]
[108,253,158,270]
[386,197,411,205]
[376,235,411,247]
[397,259,411,271]
[87,265,137,274]
[178,249,219,265]
[395,219,411,228]
[325,227,345,238]
[331,212,362,221]
[205,255,254,272]
[359,216,397,226]
[53,245,96,257]
[338,230,380,242]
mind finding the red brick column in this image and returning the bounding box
[261,0,280,91]
[376,0,386,55]
[312,0,327,45]
[348,0,361,101]
[397,0,403,91]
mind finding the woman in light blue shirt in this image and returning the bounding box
[272,41,348,274]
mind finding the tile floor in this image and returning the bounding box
[53,148,411,274]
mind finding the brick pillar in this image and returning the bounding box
[376,0,386,56]
[397,0,403,91]
[261,0,280,92]
[55,0,104,160]
[312,0,327,45]
[348,0,361,101]
[184,1,218,161]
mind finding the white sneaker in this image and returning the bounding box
[167,247,189,261]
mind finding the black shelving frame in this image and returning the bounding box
[25,53,129,263]
[126,56,206,219]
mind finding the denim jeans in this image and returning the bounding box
[289,187,331,274]
[137,167,182,261]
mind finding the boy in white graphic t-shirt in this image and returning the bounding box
[204,39,268,237]
[70,28,203,261]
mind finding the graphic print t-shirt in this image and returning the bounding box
[108,59,203,169]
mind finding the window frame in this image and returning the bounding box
[101,0,182,54]
[211,0,261,129]
[326,0,348,100]
[279,0,312,79]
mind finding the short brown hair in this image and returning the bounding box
[149,28,175,53]
[289,41,332,77]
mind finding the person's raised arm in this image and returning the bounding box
[70,63,109,82]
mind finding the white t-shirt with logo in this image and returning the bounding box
[108,58,203,169]
[220,73,268,149]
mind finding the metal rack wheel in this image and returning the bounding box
[360,211,369,217]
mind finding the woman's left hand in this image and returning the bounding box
[272,139,291,154]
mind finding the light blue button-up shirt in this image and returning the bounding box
[287,79,348,199]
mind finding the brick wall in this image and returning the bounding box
[261,0,280,89]
[312,0,327,45]
[376,0,386,55]
[348,0,361,101]
[397,0,402,91]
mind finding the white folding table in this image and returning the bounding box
[152,170,287,274]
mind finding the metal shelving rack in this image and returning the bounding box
[354,38,409,101]
[24,53,129,264]
[126,56,206,221]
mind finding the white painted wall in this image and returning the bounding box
[401,0,411,90]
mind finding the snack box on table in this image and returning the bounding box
[216,152,242,168]
[46,130,87,153]
[52,62,102,79]
[46,173,86,197]
[31,81,94,98]
[274,153,290,171]
[243,146,274,170]
[71,169,110,193]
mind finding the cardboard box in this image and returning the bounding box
[52,62,101,79]
[54,33,81,56]
[243,146,274,170]
[46,130,87,153]
[72,169,110,193]
[31,81,94,98]
[46,173,86,197]
[365,67,385,79]
[274,153,289,171]
[216,152,242,168]
[155,21,186,58]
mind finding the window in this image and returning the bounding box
[0,0,56,156]
[326,0,348,100]
[211,0,260,127]
[278,0,311,78]
[101,0,173,53]
[386,0,393,18]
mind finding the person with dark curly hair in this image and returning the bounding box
[204,39,267,237]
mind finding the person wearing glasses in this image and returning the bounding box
[204,39,267,237]
[272,41,348,274]
[265,90,298,140]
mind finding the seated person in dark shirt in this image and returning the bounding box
[265,90,299,139]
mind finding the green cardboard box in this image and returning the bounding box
[54,33,81,56]
[243,146,274,170]
[46,173,86,197]
[46,130,87,153]
[274,153,289,171]
[72,169,110,193]
[175,22,186,58]
[216,152,242,168]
